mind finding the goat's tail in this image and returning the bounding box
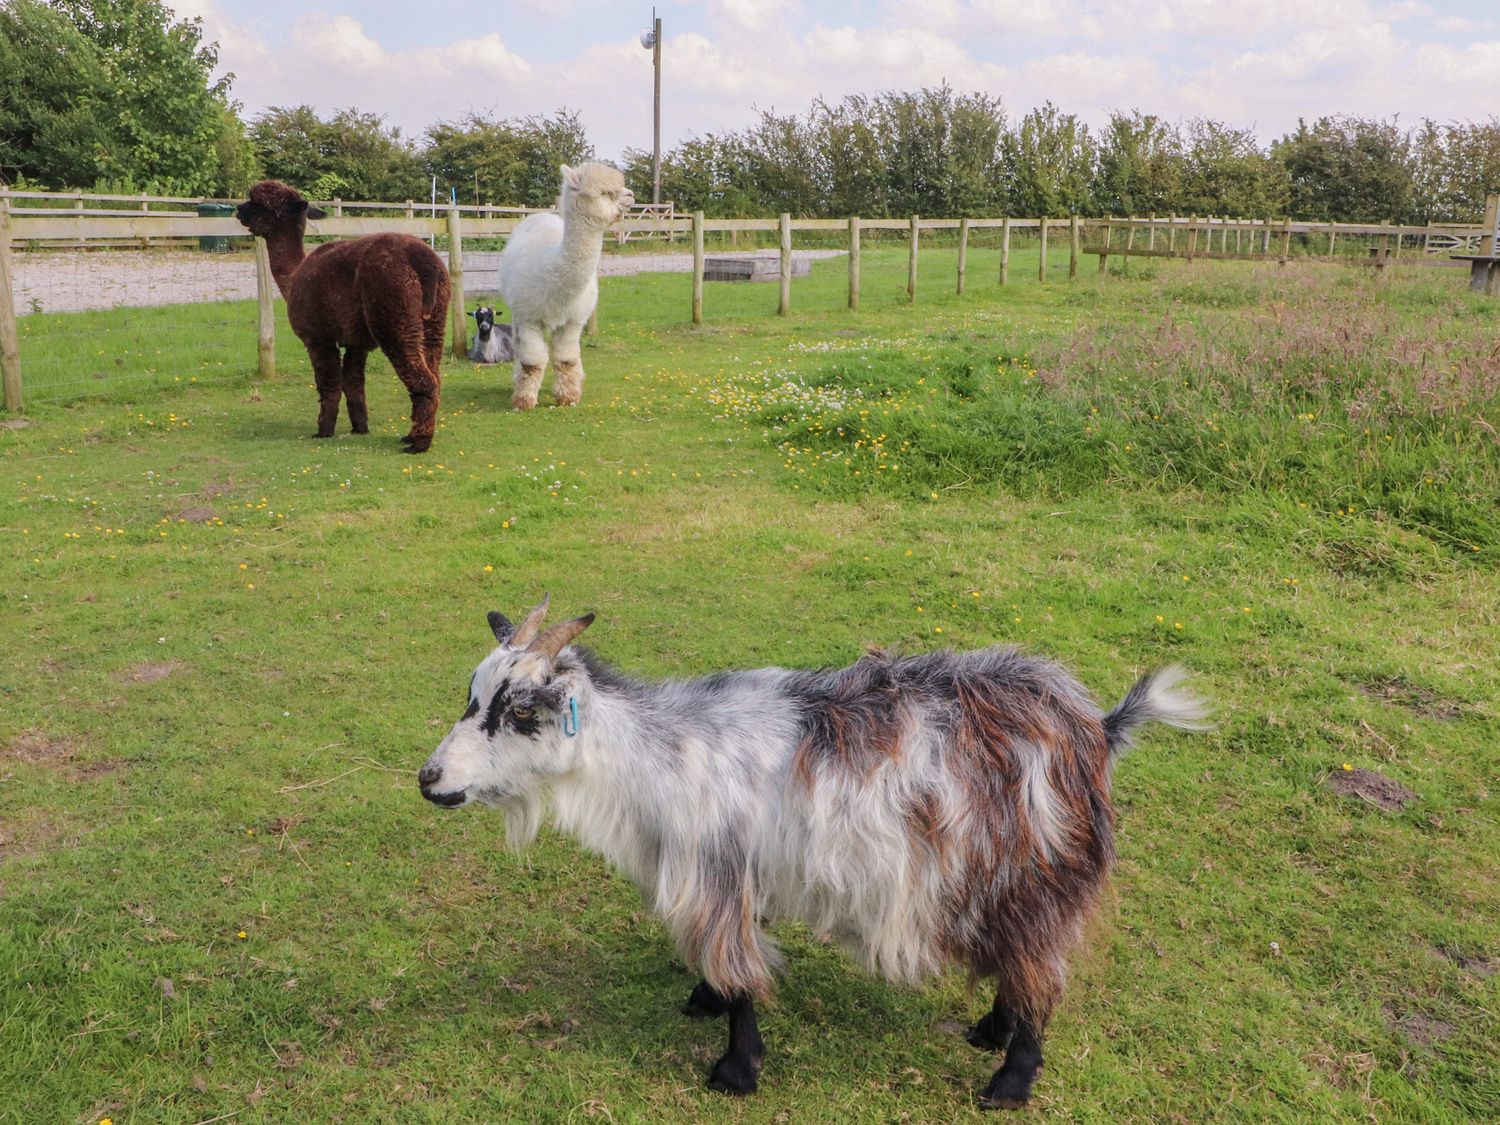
[1103,665,1213,761]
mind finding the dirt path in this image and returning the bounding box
[10,247,846,316]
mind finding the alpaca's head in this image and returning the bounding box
[235,180,328,238]
[560,163,633,227]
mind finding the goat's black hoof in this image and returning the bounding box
[967,1013,1014,1053]
[706,1051,761,1096]
[978,1065,1040,1110]
[682,982,730,1019]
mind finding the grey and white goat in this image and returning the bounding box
[466,305,514,364]
[418,597,1211,1107]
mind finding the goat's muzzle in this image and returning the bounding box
[418,764,466,808]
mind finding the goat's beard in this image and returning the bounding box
[493,791,544,850]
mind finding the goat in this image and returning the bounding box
[418,597,1211,1106]
[235,180,450,453]
[467,305,515,365]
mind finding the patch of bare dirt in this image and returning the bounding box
[200,480,236,498]
[1431,944,1499,978]
[1385,1004,1455,1047]
[125,661,181,683]
[176,506,217,523]
[1360,675,1463,721]
[4,729,81,764]
[1326,767,1418,812]
[2,418,31,430]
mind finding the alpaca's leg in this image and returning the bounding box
[512,323,547,411]
[341,347,370,434]
[308,343,343,438]
[392,356,439,453]
[550,321,585,406]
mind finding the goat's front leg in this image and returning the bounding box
[707,994,764,1096]
[682,979,729,1018]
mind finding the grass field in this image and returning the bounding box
[2,247,1497,1123]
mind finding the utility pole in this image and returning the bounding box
[651,12,662,206]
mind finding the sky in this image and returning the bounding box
[172,0,1500,163]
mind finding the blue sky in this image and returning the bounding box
[175,0,1500,162]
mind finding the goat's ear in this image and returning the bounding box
[561,164,581,191]
[468,309,476,318]
[487,611,514,645]
[305,204,327,220]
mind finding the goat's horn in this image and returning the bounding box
[528,613,595,663]
[509,593,551,648]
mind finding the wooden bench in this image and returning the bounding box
[1451,255,1500,295]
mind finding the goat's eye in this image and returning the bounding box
[510,707,535,722]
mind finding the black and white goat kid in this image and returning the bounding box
[467,304,514,364]
[418,597,1211,1107]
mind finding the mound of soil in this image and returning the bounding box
[1327,767,1418,812]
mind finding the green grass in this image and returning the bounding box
[2,249,1497,1123]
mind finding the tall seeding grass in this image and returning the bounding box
[714,264,1499,555]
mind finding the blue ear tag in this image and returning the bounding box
[563,697,579,737]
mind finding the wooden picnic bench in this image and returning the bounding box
[1451,255,1500,296]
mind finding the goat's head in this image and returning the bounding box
[419,596,595,836]
[560,162,634,227]
[235,180,328,237]
[469,305,495,337]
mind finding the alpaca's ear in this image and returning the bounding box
[561,164,582,191]
[305,204,327,220]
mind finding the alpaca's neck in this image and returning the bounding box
[548,207,607,287]
[261,228,308,296]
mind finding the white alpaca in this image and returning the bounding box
[499,163,633,410]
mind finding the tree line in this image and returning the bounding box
[2,0,1496,222]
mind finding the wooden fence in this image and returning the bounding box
[2,193,1496,412]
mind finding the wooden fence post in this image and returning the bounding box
[1147,212,1156,252]
[1069,214,1080,278]
[957,217,969,295]
[0,202,22,412]
[1377,220,1390,274]
[691,211,704,325]
[778,213,792,316]
[1168,215,1177,253]
[254,236,276,380]
[848,216,860,311]
[447,207,467,357]
[1099,221,1112,274]
[1039,218,1049,282]
[1124,217,1136,269]
[1279,219,1292,265]
[999,217,1011,286]
[907,215,919,302]
[1328,225,1337,257]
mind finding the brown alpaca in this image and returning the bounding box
[236,180,451,453]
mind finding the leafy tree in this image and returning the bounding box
[1410,117,1500,222]
[423,110,593,207]
[1179,118,1289,217]
[1094,111,1184,215]
[250,106,425,201]
[0,0,114,187]
[51,0,254,193]
[1275,115,1412,222]
[1002,102,1097,216]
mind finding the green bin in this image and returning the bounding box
[197,202,236,251]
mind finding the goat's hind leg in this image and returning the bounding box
[967,991,1017,1053]
[682,979,730,1018]
[707,994,765,1096]
[977,998,1045,1110]
[341,347,370,434]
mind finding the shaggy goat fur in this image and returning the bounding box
[236,180,450,452]
[467,305,514,364]
[419,599,1211,1107]
[498,163,633,409]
